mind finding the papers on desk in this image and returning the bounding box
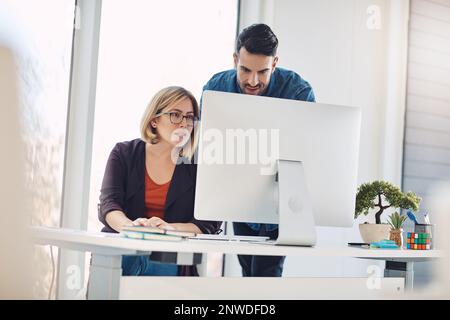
[120,226,196,242]
[189,234,269,242]
[348,243,370,249]
[348,241,400,249]
[369,240,399,249]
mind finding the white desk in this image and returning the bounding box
[30,226,443,299]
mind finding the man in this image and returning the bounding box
[202,23,316,277]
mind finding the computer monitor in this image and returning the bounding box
[194,90,361,246]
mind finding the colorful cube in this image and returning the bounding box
[406,232,432,250]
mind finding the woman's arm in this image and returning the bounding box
[98,143,128,231]
[170,223,202,234]
[106,211,162,233]
[106,213,203,234]
[105,210,133,233]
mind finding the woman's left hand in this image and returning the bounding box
[147,217,175,230]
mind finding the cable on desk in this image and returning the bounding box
[48,245,55,300]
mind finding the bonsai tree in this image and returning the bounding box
[354,180,421,224]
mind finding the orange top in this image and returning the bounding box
[144,168,171,219]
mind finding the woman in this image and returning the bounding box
[98,86,220,276]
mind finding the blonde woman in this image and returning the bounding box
[98,86,220,276]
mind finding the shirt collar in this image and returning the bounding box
[234,70,243,94]
[262,67,277,96]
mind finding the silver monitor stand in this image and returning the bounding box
[275,159,317,246]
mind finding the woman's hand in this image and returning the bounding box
[130,218,150,227]
[147,217,175,230]
[130,217,175,230]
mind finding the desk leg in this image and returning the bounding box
[384,260,414,291]
[87,254,122,300]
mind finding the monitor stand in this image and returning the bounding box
[275,159,317,246]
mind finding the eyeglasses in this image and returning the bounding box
[155,111,198,127]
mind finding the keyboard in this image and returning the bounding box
[189,234,270,242]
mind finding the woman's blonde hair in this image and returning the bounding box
[140,86,199,159]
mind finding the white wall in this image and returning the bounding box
[226,0,409,277]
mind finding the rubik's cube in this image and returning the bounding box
[406,232,431,250]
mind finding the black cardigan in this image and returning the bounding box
[98,139,220,276]
[98,138,220,234]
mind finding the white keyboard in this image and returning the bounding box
[189,234,270,242]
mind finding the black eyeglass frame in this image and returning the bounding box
[155,111,199,126]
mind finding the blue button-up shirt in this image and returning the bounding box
[202,67,316,232]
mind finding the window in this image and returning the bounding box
[0,0,75,298]
[403,0,450,288]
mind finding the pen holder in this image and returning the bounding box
[414,224,435,249]
[406,223,435,250]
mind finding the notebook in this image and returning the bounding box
[120,226,196,242]
[122,229,183,241]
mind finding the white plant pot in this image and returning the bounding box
[359,223,391,244]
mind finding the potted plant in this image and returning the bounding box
[354,180,421,244]
[387,211,407,248]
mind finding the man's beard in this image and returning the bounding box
[241,83,265,95]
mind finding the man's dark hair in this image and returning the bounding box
[236,23,278,56]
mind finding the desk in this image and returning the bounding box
[30,226,443,299]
